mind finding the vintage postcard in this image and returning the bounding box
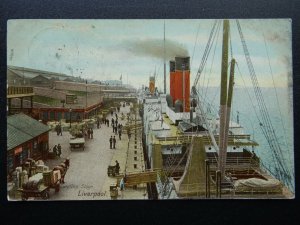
[7,19,294,200]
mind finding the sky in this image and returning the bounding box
[7,19,293,90]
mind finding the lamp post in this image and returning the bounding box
[69,108,72,128]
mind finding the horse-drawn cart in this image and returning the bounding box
[17,171,61,200]
[70,137,85,150]
[18,159,69,200]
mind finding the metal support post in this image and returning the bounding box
[205,159,210,198]
[216,170,221,198]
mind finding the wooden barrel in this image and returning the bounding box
[24,180,34,190]
[43,171,52,186]
[31,180,40,190]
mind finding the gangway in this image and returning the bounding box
[116,170,157,186]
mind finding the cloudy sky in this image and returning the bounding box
[7,19,292,90]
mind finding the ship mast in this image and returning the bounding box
[218,20,229,180]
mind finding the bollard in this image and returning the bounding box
[216,170,221,198]
[205,159,210,198]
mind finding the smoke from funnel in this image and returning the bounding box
[122,38,188,60]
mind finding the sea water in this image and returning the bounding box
[200,86,295,192]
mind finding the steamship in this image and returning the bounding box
[139,20,294,199]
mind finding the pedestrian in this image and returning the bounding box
[115,119,118,127]
[109,136,113,149]
[53,145,58,156]
[91,128,93,139]
[119,176,125,199]
[111,111,113,116]
[115,160,120,174]
[55,125,59,136]
[97,120,100,129]
[115,126,118,135]
[115,113,118,119]
[107,119,110,127]
[65,158,70,168]
[120,176,125,190]
[111,118,114,126]
[118,129,122,140]
[113,136,116,149]
[59,124,62,136]
[57,144,62,157]
[87,128,91,139]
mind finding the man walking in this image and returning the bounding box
[57,144,62,157]
[115,160,120,174]
[109,136,113,149]
[59,124,62,136]
[113,136,116,149]
[118,128,122,140]
[55,125,59,136]
[91,128,93,139]
[87,128,91,139]
[53,145,58,156]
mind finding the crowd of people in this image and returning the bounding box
[51,102,130,169]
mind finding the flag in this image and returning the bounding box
[120,74,122,80]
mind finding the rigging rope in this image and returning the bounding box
[193,20,218,88]
[190,22,202,72]
[235,19,294,190]
[203,21,222,102]
[261,30,294,170]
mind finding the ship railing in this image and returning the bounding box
[207,156,259,169]
[178,183,206,198]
